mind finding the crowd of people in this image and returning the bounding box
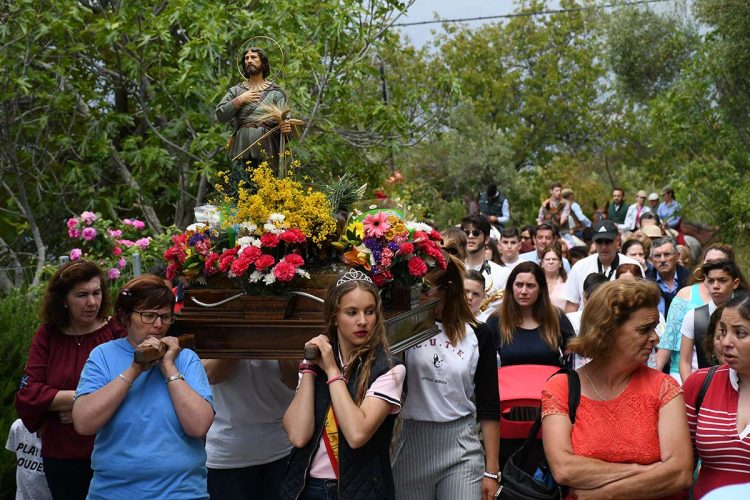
[7,181,750,500]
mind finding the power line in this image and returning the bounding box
[393,0,674,27]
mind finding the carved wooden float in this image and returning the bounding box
[173,287,439,359]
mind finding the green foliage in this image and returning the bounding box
[0,288,42,498]
[606,6,699,100]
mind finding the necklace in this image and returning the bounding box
[584,364,629,401]
[73,335,83,347]
[243,80,270,93]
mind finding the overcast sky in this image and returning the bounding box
[397,1,560,47]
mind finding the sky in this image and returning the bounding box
[396,1,561,47]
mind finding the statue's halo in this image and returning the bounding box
[236,36,284,82]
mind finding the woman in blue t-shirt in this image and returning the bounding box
[72,275,214,499]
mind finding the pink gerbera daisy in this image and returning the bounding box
[362,212,391,238]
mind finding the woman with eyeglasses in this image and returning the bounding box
[72,274,214,499]
[15,260,125,500]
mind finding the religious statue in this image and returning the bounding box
[216,47,292,182]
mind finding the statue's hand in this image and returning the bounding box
[242,90,262,104]
[280,121,292,134]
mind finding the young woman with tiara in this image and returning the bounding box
[282,268,406,500]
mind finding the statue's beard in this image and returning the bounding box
[243,63,261,78]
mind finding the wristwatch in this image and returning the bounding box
[165,373,185,384]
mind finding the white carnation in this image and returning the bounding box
[249,270,263,283]
[263,273,277,285]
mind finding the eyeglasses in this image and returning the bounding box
[463,229,482,237]
[652,252,675,260]
[134,310,176,325]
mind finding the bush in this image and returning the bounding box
[0,287,42,498]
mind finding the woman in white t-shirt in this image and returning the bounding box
[392,254,500,500]
[282,269,405,500]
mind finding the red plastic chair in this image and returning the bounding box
[498,364,560,440]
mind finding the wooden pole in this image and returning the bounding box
[134,334,195,364]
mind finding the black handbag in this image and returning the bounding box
[496,368,581,500]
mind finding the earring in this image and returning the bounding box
[64,304,68,308]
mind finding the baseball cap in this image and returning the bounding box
[641,225,663,238]
[591,220,618,242]
[647,192,659,201]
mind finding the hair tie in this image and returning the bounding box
[121,288,132,296]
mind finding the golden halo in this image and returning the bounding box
[236,36,284,82]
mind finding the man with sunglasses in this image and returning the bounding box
[460,215,510,321]
[563,220,642,312]
[518,222,571,272]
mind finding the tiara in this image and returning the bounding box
[336,268,373,287]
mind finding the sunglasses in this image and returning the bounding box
[463,229,482,237]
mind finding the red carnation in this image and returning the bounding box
[280,228,306,244]
[240,245,262,264]
[112,246,123,257]
[398,242,415,255]
[260,232,280,247]
[273,261,297,281]
[230,256,252,276]
[430,229,443,241]
[204,252,220,275]
[218,247,239,273]
[371,272,389,287]
[407,256,428,277]
[284,253,305,267]
[166,263,180,281]
[255,253,276,270]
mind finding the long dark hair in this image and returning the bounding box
[498,261,560,349]
[42,260,110,329]
[323,277,389,404]
[431,253,477,346]
[243,47,271,78]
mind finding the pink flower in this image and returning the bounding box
[80,211,97,225]
[280,228,306,244]
[118,239,136,247]
[108,229,123,238]
[284,253,304,267]
[230,256,252,276]
[218,247,239,273]
[363,212,390,238]
[82,227,97,241]
[194,239,211,255]
[131,219,146,230]
[273,261,297,281]
[67,218,79,229]
[112,246,123,256]
[255,254,276,271]
[107,268,120,280]
[68,228,81,238]
[69,248,82,260]
[136,237,150,249]
[204,252,220,275]
[118,257,127,269]
[260,232,280,248]
[379,248,394,268]
[240,245,262,264]
[123,218,133,225]
[407,256,428,277]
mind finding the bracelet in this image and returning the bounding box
[118,373,132,389]
[301,369,318,377]
[326,373,346,385]
[166,373,185,384]
[483,471,500,480]
[298,362,316,372]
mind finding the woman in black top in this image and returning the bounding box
[491,261,575,367]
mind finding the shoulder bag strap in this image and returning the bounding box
[694,365,719,418]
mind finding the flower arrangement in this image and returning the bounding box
[164,162,339,294]
[65,212,156,280]
[335,209,446,287]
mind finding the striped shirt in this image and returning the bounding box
[683,366,750,499]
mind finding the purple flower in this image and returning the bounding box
[136,237,151,250]
[68,228,81,238]
[69,248,82,260]
[107,268,120,280]
[66,218,79,229]
[80,211,97,225]
[118,257,127,269]
[188,233,206,246]
[108,229,123,238]
[82,227,97,241]
[123,218,132,225]
[131,219,146,230]
[387,241,400,252]
[118,239,135,247]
